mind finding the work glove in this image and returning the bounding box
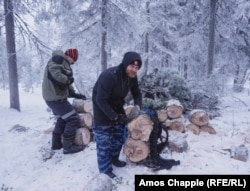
[127,105,140,122]
[73,93,87,100]
[66,77,74,85]
[117,114,128,125]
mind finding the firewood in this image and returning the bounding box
[166,99,183,119]
[200,124,216,134]
[123,138,150,162]
[186,123,200,135]
[72,99,93,113]
[157,109,168,122]
[78,113,93,128]
[164,116,186,133]
[169,120,185,133]
[168,138,188,153]
[189,109,209,126]
[127,114,153,142]
[74,127,91,145]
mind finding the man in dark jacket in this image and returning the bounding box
[42,48,86,154]
[92,51,142,178]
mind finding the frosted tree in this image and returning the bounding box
[4,0,20,111]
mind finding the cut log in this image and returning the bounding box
[189,109,209,126]
[78,113,93,128]
[72,99,93,113]
[200,124,216,134]
[168,137,188,153]
[157,109,168,122]
[186,123,200,135]
[166,99,183,119]
[74,127,91,145]
[164,116,186,133]
[127,114,153,142]
[169,120,185,133]
[123,138,150,162]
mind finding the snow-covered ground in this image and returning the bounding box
[0,82,250,191]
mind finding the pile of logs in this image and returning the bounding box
[123,99,217,163]
[187,109,216,135]
[158,99,216,135]
[71,99,93,146]
[123,113,153,162]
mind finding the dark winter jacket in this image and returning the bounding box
[92,52,142,125]
[42,50,75,101]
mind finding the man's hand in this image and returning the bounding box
[117,114,128,125]
[66,77,74,85]
[73,93,87,100]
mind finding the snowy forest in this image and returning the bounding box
[1,0,250,111]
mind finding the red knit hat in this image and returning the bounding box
[65,48,78,62]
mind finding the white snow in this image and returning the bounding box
[1,81,250,191]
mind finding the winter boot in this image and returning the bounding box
[63,136,84,154]
[105,172,117,179]
[111,157,126,167]
[52,133,63,150]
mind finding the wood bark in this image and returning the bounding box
[123,138,150,162]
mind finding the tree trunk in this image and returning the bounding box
[143,1,150,76]
[4,0,20,111]
[207,0,217,77]
[101,0,108,72]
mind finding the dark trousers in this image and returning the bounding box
[45,99,80,138]
[92,124,126,174]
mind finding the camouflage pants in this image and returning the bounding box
[92,124,126,174]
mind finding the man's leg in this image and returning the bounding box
[46,99,83,154]
[110,124,126,167]
[92,125,115,177]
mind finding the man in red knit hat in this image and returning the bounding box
[42,48,86,154]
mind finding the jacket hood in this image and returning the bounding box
[120,52,142,70]
[52,50,67,59]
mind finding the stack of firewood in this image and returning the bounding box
[186,109,216,135]
[122,99,217,162]
[156,99,216,135]
[161,99,186,133]
[123,106,154,163]
[72,99,93,146]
